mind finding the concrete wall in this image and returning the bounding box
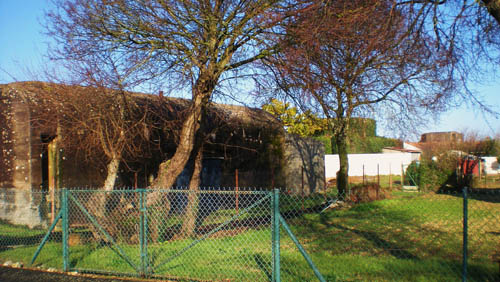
[1,87,44,190]
[0,87,15,188]
[0,188,49,228]
[325,153,417,178]
[0,88,50,227]
[283,134,325,195]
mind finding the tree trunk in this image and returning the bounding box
[94,153,120,218]
[147,78,212,242]
[178,144,203,238]
[335,133,349,198]
[103,155,120,191]
[91,153,121,242]
[150,90,208,188]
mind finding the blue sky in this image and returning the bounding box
[1,0,499,139]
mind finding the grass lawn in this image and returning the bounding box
[0,191,498,281]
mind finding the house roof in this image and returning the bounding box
[383,147,422,153]
[404,142,421,149]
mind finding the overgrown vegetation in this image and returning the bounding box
[314,132,400,155]
[405,158,457,192]
[262,99,399,154]
[405,133,500,191]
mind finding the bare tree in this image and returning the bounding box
[44,0,303,199]
[260,0,484,195]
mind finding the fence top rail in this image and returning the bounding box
[61,188,273,195]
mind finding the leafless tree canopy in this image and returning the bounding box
[43,0,499,196]
[257,0,500,193]
[44,0,305,193]
[46,0,300,91]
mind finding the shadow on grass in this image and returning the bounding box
[437,186,500,204]
[327,222,418,260]
[0,231,62,252]
[253,254,272,281]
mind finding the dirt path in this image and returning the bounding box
[0,266,171,282]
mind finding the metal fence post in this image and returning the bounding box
[62,188,69,272]
[272,188,280,282]
[462,186,468,282]
[139,189,148,276]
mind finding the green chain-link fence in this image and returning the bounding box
[0,187,499,281]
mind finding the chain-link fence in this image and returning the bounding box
[0,187,499,281]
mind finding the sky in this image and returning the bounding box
[1,0,499,140]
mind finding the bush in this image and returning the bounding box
[405,156,458,192]
[405,162,420,186]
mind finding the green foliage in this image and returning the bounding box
[313,135,333,154]
[348,118,376,137]
[262,99,327,137]
[405,162,420,186]
[263,99,397,154]
[405,156,457,191]
[349,136,400,154]
[478,138,500,156]
[323,135,399,154]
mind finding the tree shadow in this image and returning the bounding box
[437,182,500,204]
[0,231,61,252]
[285,134,325,195]
[325,222,419,260]
[253,254,272,281]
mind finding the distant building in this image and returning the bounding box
[382,144,421,162]
[420,131,463,143]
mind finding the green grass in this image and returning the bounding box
[0,192,498,281]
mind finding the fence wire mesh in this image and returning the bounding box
[0,187,499,281]
[0,188,63,267]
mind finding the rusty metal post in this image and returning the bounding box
[235,169,239,214]
[301,166,304,211]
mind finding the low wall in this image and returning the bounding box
[0,188,49,228]
[325,153,417,178]
[284,135,325,195]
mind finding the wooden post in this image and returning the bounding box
[51,183,55,224]
[271,166,275,189]
[389,164,392,190]
[235,169,239,214]
[478,160,481,183]
[377,164,380,199]
[484,165,487,187]
[48,139,58,224]
[377,164,380,186]
[401,164,404,189]
[324,175,327,202]
[363,165,365,185]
